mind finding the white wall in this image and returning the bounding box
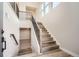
[3,3,19,57]
[20,20,32,28]
[19,11,32,28]
[36,2,79,56]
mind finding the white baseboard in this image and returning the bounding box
[60,47,79,57]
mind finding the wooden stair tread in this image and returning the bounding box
[42,44,59,52]
[42,49,61,54]
[42,40,56,44]
[18,48,32,56]
[39,49,72,57]
[42,42,56,47]
[42,44,59,49]
[42,37,53,41]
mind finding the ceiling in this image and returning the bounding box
[17,2,42,12]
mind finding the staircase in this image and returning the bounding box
[37,22,72,57]
[18,28,32,56]
[37,22,59,53]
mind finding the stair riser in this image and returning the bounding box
[42,41,56,44]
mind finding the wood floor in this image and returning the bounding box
[38,49,72,57]
[17,49,72,57]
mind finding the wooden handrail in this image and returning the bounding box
[31,16,40,46]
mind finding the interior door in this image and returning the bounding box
[0,2,3,57]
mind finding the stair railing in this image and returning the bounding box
[31,16,41,52]
[31,16,40,44]
[10,34,18,45]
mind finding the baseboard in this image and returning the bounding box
[60,47,79,57]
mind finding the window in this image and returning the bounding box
[41,2,50,16]
[51,2,60,8]
[41,3,45,16]
[44,2,49,14]
[41,2,60,16]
